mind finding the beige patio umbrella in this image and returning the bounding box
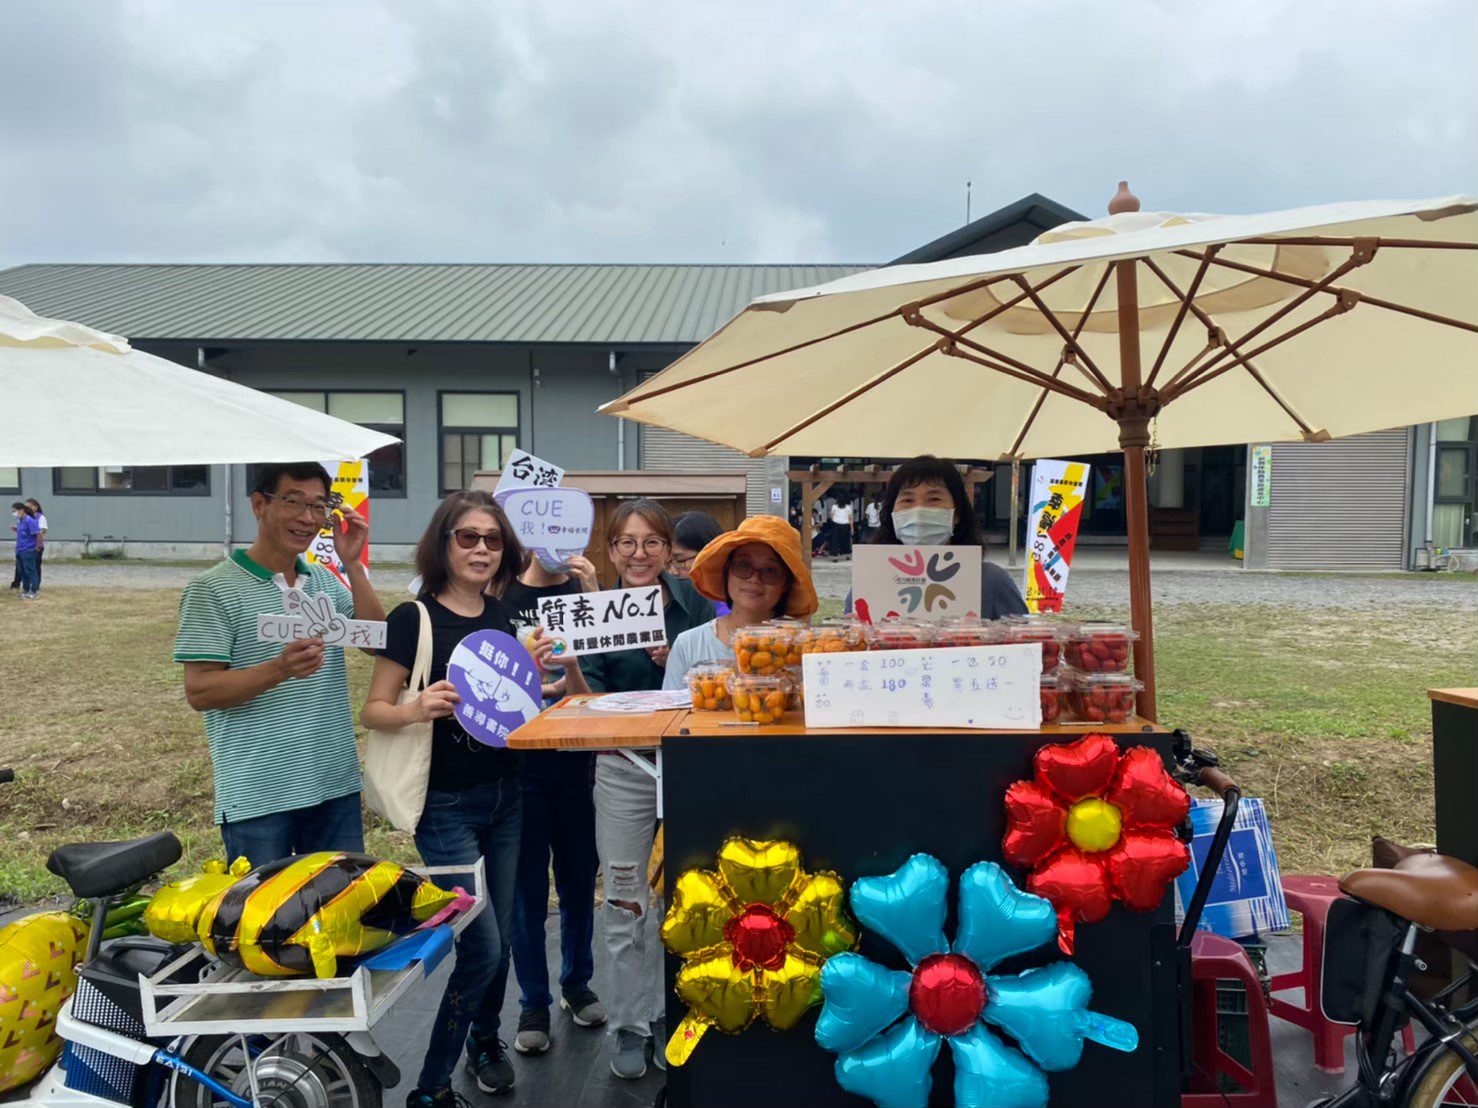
[602,187,1478,720]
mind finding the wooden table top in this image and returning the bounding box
[1430,688,1478,710]
[507,696,1161,750]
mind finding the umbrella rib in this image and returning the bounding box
[1008,263,1116,457]
[1007,276,1114,393]
[1238,236,1478,250]
[941,344,1108,408]
[758,267,1083,454]
[1142,248,1218,391]
[1164,245,1375,386]
[1164,295,1356,403]
[612,305,901,407]
[1173,249,1478,335]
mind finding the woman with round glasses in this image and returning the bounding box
[362,491,576,1105]
[576,499,715,1080]
[661,515,818,681]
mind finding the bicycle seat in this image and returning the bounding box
[47,831,182,899]
[1341,852,1478,932]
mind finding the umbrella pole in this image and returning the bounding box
[1114,255,1158,722]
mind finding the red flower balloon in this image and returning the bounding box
[1003,735,1190,953]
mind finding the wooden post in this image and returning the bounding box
[1116,255,1158,723]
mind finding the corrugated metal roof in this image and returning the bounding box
[0,262,867,345]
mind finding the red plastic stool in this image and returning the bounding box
[1183,932,1277,1108]
[1270,874,1415,1075]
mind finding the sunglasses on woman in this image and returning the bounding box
[729,558,789,586]
[449,528,504,551]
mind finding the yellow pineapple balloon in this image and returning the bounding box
[0,912,89,1093]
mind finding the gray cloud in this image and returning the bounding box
[1,0,1473,266]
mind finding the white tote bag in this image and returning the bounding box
[362,601,434,832]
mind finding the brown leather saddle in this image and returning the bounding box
[1342,852,1478,932]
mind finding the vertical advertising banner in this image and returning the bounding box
[1023,459,1090,614]
[306,458,370,586]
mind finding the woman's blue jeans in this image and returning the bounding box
[413,778,522,1089]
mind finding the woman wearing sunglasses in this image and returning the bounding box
[577,499,715,1080]
[362,491,574,1107]
[661,515,818,682]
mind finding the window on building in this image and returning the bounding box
[268,390,406,496]
[54,466,210,494]
[440,392,519,493]
[1434,417,1477,549]
[0,467,18,494]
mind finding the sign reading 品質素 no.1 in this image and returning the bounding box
[851,545,983,622]
[1024,459,1090,614]
[445,629,543,748]
[801,643,1041,730]
[536,584,666,658]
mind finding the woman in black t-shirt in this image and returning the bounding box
[362,490,573,1105]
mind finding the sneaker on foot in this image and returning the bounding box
[404,1087,469,1108]
[650,1020,667,1071]
[514,1007,551,1055]
[464,1037,515,1096]
[560,988,607,1028]
[609,1029,647,1080]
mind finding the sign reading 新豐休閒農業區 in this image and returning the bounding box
[537,585,666,658]
[801,643,1041,730]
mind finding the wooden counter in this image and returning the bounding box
[1430,688,1478,711]
[670,708,1158,739]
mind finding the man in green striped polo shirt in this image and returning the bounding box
[174,462,386,865]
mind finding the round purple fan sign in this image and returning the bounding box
[446,630,543,748]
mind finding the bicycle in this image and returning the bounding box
[1164,739,1478,1107]
[1,768,483,1108]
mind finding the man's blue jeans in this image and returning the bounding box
[414,779,522,1090]
[510,751,598,1012]
[218,792,365,867]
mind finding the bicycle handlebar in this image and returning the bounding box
[1197,765,1238,799]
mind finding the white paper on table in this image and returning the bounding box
[802,643,1041,730]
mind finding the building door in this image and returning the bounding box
[1199,445,1246,536]
[1434,417,1478,549]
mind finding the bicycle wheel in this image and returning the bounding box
[1403,1028,1478,1107]
[171,1032,381,1108]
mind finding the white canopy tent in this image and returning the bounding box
[0,295,397,466]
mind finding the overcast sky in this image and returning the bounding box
[2,0,1474,267]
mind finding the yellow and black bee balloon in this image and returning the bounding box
[197,852,458,978]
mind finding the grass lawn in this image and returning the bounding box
[2,585,1475,905]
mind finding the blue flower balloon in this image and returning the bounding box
[816,856,1138,1108]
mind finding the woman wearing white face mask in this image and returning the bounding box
[852,454,1027,619]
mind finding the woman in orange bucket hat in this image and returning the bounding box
[659,514,818,690]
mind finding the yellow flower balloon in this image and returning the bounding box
[660,837,859,1067]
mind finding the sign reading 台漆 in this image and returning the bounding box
[1250,445,1272,508]
[851,545,982,622]
[446,629,543,748]
[494,449,565,496]
[801,643,1041,730]
[1024,459,1090,614]
[306,459,370,586]
[256,587,387,649]
[537,585,666,658]
[495,486,595,572]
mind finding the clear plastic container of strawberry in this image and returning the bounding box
[1039,671,1067,724]
[931,617,998,650]
[1062,622,1137,673]
[866,619,937,651]
[1064,670,1142,723]
[998,617,1066,673]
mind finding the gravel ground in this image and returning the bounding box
[26,557,1478,611]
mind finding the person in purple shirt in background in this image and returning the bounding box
[670,512,729,615]
[12,503,40,600]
